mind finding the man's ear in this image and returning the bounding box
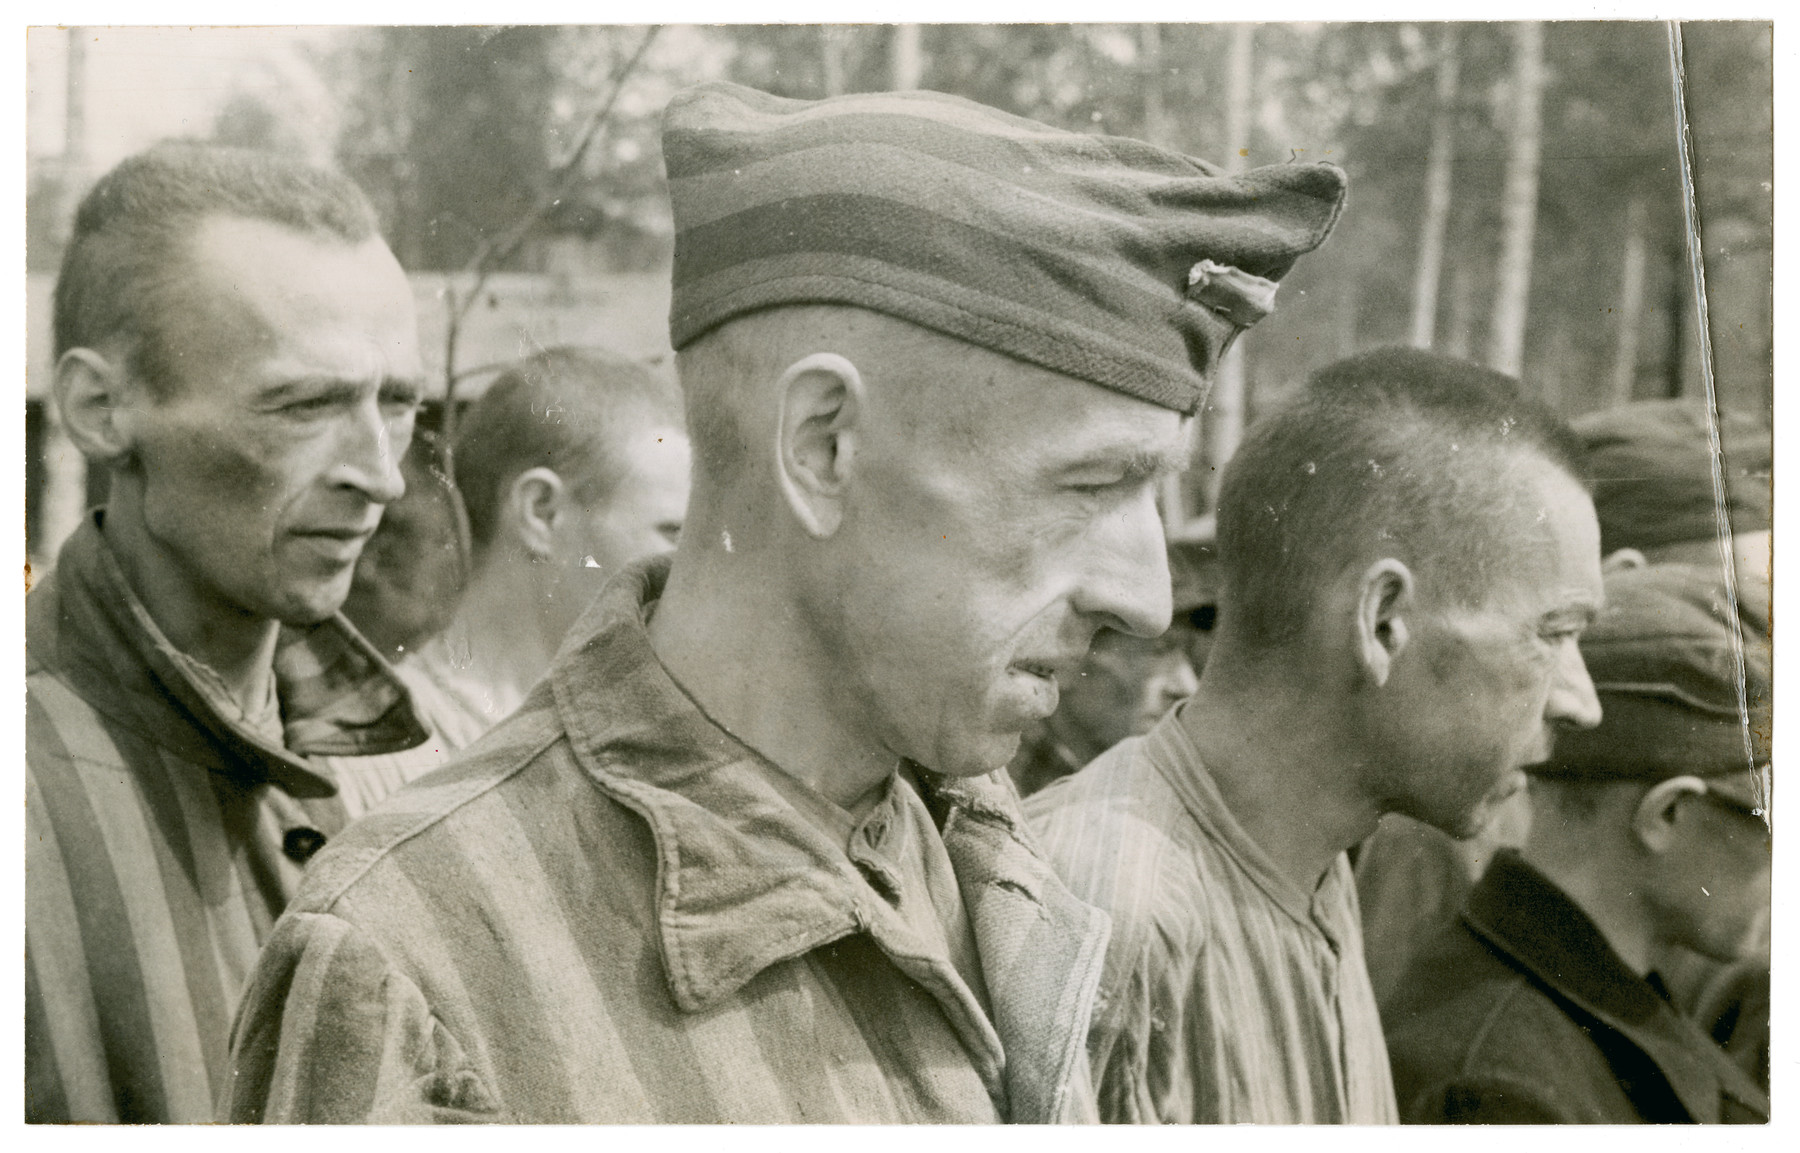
[1602,547,1649,574]
[507,467,566,560]
[774,352,865,539]
[1353,558,1415,687]
[1632,775,1706,854]
[54,348,138,462]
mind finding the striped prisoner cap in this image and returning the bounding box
[663,82,1348,413]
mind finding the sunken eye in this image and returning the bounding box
[280,393,341,416]
[381,383,425,411]
[1062,472,1135,497]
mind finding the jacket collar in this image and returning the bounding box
[552,556,1110,1123]
[1465,851,1769,1123]
[28,512,427,799]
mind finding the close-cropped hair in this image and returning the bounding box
[53,142,382,397]
[455,346,684,553]
[1215,348,1587,649]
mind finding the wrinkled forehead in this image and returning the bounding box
[875,323,1194,460]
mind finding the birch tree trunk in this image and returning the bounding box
[1444,262,1478,360]
[1610,197,1649,404]
[889,24,922,90]
[821,26,848,96]
[1204,24,1255,510]
[1488,20,1545,377]
[1409,24,1460,349]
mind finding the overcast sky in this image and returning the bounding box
[27,26,346,172]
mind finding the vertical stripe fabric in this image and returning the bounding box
[1027,710,1399,1124]
[25,515,425,1123]
[225,557,1108,1123]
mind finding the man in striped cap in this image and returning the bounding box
[225,82,1345,1124]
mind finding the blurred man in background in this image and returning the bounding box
[398,346,689,748]
[224,81,1345,1123]
[1007,534,1214,798]
[26,144,427,1122]
[321,347,691,811]
[1575,399,1772,589]
[1030,350,1602,1123]
[1383,563,1769,1124]
[338,427,464,662]
[1572,398,1773,1089]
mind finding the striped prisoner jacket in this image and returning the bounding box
[25,514,428,1122]
[224,557,1111,1123]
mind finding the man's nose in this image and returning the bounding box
[329,401,411,504]
[1546,641,1603,730]
[1161,654,1200,703]
[1071,487,1172,639]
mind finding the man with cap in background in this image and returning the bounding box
[1575,398,1772,590]
[1382,563,1770,1124]
[1007,534,1213,799]
[1029,349,1604,1124]
[221,82,1345,1123]
[1573,397,1773,1090]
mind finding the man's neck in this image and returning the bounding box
[99,496,282,719]
[434,550,566,712]
[648,540,899,818]
[1180,652,1381,893]
[1520,837,1657,976]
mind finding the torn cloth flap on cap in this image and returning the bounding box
[1188,260,1279,328]
[663,81,1347,414]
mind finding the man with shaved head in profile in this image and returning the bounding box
[27,144,427,1123]
[1030,349,1606,1124]
[225,82,1345,1123]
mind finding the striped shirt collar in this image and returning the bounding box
[550,556,1110,1122]
[36,512,427,799]
[1145,707,1351,949]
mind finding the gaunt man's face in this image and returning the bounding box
[556,425,691,582]
[122,215,424,626]
[1379,462,1607,837]
[1052,628,1200,762]
[818,336,1191,778]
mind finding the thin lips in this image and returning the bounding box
[1014,655,1079,681]
[294,525,376,541]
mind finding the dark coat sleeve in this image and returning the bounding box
[1403,1076,1577,1124]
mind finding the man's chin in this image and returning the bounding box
[927,730,1024,780]
[273,585,353,629]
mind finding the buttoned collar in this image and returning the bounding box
[1465,851,1769,1123]
[1147,708,1357,951]
[552,555,1110,1123]
[29,512,427,799]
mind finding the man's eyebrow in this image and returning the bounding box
[1060,442,1192,483]
[1544,599,1601,629]
[255,374,425,405]
[380,374,427,401]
